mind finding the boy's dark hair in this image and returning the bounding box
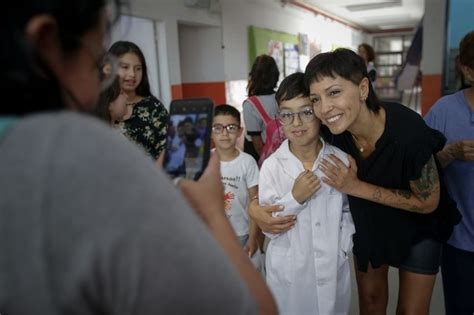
[358,43,375,62]
[108,41,152,97]
[275,72,308,106]
[214,104,241,125]
[305,48,380,113]
[459,30,474,69]
[94,75,121,122]
[247,55,280,96]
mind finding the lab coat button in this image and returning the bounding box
[315,222,321,227]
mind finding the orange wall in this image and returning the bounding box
[421,74,442,115]
[171,82,226,105]
[171,84,183,100]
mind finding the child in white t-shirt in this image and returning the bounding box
[259,73,355,315]
[212,104,261,257]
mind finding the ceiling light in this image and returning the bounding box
[346,0,402,12]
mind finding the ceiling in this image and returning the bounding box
[294,0,424,32]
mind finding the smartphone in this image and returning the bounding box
[163,98,214,181]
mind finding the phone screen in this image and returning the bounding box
[164,98,214,180]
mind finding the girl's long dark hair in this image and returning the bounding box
[95,75,122,123]
[247,55,280,96]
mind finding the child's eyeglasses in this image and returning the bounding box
[278,108,316,125]
[212,124,240,134]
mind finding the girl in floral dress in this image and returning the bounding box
[108,41,169,159]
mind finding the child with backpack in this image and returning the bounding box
[243,55,282,164]
[259,73,355,314]
[212,104,262,257]
[245,95,286,167]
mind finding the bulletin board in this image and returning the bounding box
[248,26,300,78]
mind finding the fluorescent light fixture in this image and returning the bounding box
[346,0,402,12]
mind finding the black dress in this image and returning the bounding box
[117,96,169,160]
[322,102,460,272]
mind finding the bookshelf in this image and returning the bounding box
[373,34,414,102]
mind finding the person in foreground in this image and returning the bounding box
[0,1,277,314]
[425,30,474,315]
[260,72,355,315]
[250,48,460,315]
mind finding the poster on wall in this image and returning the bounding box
[298,33,309,56]
[309,37,322,58]
[284,43,300,75]
[248,26,299,77]
[268,40,284,80]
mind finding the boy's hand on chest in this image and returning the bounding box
[292,170,322,204]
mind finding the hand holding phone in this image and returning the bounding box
[163,98,214,180]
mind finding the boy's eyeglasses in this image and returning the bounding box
[212,124,240,134]
[278,108,316,125]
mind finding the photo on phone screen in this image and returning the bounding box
[164,98,214,180]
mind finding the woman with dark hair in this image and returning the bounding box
[249,48,459,315]
[358,43,377,84]
[242,54,280,162]
[0,1,277,314]
[108,40,169,160]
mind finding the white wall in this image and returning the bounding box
[178,25,225,83]
[128,0,221,85]
[122,0,369,106]
[220,0,368,81]
[125,0,222,106]
[421,0,446,75]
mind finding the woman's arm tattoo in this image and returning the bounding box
[366,156,439,214]
[412,156,438,200]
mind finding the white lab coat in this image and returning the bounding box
[259,138,355,315]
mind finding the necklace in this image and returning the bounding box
[351,134,365,153]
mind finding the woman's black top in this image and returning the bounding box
[322,102,460,272]
[117,96,169,160]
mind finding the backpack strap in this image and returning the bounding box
[0,116,18,139]
[247,96,272,125]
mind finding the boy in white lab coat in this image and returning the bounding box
[259,72,355,315]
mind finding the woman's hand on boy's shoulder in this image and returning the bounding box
[320,154,360,194]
